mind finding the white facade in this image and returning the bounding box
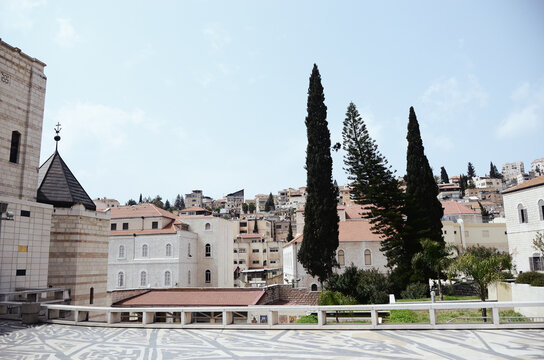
[502,161,525,182]
[474,177,503,191]
[503,178,544,273]
[531,158,544,176]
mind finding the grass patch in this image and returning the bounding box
[387,310,429,323]
[295,314,318,324]
[397,295,480,302]
[386,309,530,324]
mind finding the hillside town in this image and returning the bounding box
[1,37,543,332]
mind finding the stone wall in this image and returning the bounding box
[48,205,110,306]
[260,284,319,305]
[108,289,150,305]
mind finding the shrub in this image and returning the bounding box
[295,314,318,323]
[531,276,544,287]
[401,282,429,299]
[515,271,544,285]
[326,265,390,304]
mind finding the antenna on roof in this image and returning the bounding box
[54,122,62,151]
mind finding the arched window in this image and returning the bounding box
[263,260,267,266]
[166,243,172,257]
[205,270,211,283]
[205,243,211,257]
[518,204,528,223]
[538,199,544,221]
[188,270,191,285]
[205,223,211,231]
[364,249,372,265]
[117,272,125,287]
[142,244,148,257]
[140,271,147,287]
[118,245,125,258]
[165,271,171,286]
[338,250,345,266]
[311,284,318,291]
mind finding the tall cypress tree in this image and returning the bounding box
[298,64,339,284]
[440,166,449,184]
[287,221,294,242]
[467,162,476,178]
[489,162,502,179]
[404,107,445,285]
[342,102,405,273]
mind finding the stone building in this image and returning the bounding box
[0,39,52,293]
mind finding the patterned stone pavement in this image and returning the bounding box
[1,320,543,359]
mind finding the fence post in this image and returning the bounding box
[492,307,500,325]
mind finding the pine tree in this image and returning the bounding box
[404,107,445,287]
[342,102,405,275]
[138,193,143,203]
[265,193,275,212]
[489,162,502,179]
[440,166,449,184]
[287,222,294,242]
[174,194,184,209]
[164,199,171,210]
[459,174,467,198]
[297,64,339,285]
[467,162,476,178]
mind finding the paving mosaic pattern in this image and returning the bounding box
[1,321,543,359]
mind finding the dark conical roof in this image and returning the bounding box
[37,151,96,211]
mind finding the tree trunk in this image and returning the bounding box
[437,275,443,301]
[480,287,487,322]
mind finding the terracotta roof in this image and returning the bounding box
[113,289,265,307]
[441,201,478,215]
[110,204,177,220]
[284,220,380,246]
[37,151,96,211]
[502,175,544,194]
[237,233,264,239]
[343,205,369,219]
[179,206,208,213]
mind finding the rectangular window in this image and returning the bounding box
[18,245,28,252]
[122,223,128,230]
[270,248,279,253]
[252,249,259,253]
[111,223,117,231]
[152,221,158,229]
[16,269,26,276]
[252,260,259,264]
[530,257,544,271]
[9,131,21,163]
[20,210,30,217]
[238,249,246,253]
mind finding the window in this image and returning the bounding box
[142,244,148,257]
[152,221,158,229]
[252,249,259,253]
[311,284,318,291]
[252,260,259,264]
[275,225,282,229]
[270,248,279,253]
[518,204,528,223]
[117,272,125,287]
[140,271,147,287]
[205,243,211,257]
[122,222,129,230]
[9,131,21,163]
[239,249,246,253]
[89,287,94,305]
[234,249,238,253]
[239,260,245,264]
[270,260,277,264]
[530,255,544,271]
[234,260,238,264]
[16,269,26,276]
[118,245,125,258]
[111,223,117,231]
[166,243,172,257]
[205,270,211,283]
[188,243,191,257]
[338,249,345,266]
[20,210,30,217]
[205,223,211,230]
[263,260,267,266]
[539,199,544,221]
[188,270,191,285]
[165,271,171,286]
[18,245,28,252]
[364,249,372,265]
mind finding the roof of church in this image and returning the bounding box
[37,151,96,211]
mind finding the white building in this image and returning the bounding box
[531,158,544,176]
[503,176,544,273]
[473,177,503,191]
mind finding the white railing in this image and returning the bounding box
[40,301,544,330]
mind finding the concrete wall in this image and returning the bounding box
[48,205,110,306]
[488,282,544,317]
[441,221,509,253]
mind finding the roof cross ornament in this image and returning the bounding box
[54,122,61,151]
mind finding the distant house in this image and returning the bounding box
[178,206,212,216]
[503,176,544,273]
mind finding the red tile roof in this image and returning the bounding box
[441,201,478,215]
[284,219,380,246]
[179,206,208,213]
[111,203,177,220]
[502,175,544,194]
[114,289,265,307]
[237,233,263,239]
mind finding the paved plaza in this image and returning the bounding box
[1,320,543,359]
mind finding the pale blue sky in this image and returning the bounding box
[2,1,543,203]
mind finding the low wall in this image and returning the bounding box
[488,282,544,317]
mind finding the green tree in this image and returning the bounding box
[164,199,171,210]
[326,265,390,304]
[286,222,294,242]
[459,174,467,198]
[298,64,339,285]
[412,238,457,300]
[489,162,502,179]
[533,231,544,254]
[242,202,249,214]
[248,202,256,214]
[404,107,444,288]
[125,199,137,206]
[151,195,164,209]
[440,166,449,184]
[253,218,259,234]
[174,194,185,210]
[467,162,476,178]
[341,102,405,288]
[138,193,143,204]
[318,290,358,323]
[449,245,512,319]
[265,192,275,212]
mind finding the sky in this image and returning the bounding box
[1,0,543,204]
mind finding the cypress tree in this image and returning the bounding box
[265,192,275,212]
[297,64,339,284]
[404,107,445,286]
[164,199,171,210]
[489,162,502,179]
[342,102,405,274]
[253,218,259,233]
[440,166,449,184]
[467,162,476,178]
[287,221,294,242]
[139,193,143,203]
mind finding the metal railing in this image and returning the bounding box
[39,301,544,330]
